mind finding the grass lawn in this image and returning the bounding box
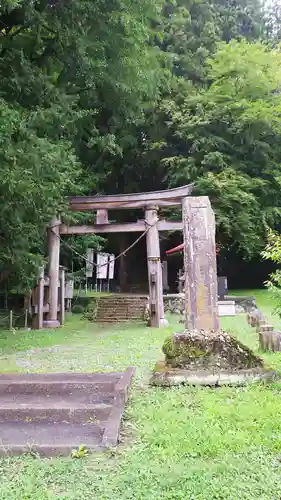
[0,290,281,499]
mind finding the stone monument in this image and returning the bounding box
[151,197,271,387]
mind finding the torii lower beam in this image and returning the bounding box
[60,220,183,235]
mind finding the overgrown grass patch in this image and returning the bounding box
[0,290,281,499]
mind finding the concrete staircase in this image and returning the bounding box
[0,369,135,456]
[95,295,148,323]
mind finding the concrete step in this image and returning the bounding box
[96,296,147,324]
[96,312,145,317]
[0,394,112,423]
[0,373,120,396]
[96,306,146,311]
[97,305,144,308]
[0,421,103,457]
[97,302,147,307]
[98,297,148,301]
[0,369,135,457]
[96,319,144,324]
[96,315,144,321]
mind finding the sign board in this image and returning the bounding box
[217,276,228,299]
[162,261,168,291]
[96,253,108,280]
[85,249,94,277]
[65,280,74,299]
[108,254,115,280]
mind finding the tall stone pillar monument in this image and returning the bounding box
[182,196,219,331]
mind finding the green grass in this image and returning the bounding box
[0,289,281,499]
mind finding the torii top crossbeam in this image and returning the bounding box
[69,185,193,211]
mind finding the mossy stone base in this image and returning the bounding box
[150,363,274,387]
[150,329,271,387]
[162,329,263,371]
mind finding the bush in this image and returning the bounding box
[262,229,281,317]
[83,301,98,321]
[71,304,85,315]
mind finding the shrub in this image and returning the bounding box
[71,304,85,315]
[262,230,281,317]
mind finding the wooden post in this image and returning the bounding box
[9,310,13,331]
[46,216,61,328]
[119,234,128,292]
[37,266,44,329]
[182,196,219,331]
[145,207,166,327]
[59,267,65,325]
[24,309,28,329]
[31,266,44,330]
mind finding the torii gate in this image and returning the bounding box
[46,186,219,330]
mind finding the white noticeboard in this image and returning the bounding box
[96,253,108,280]
[86,249,94,277]
[65,280,74,299]
[108,254,115,280]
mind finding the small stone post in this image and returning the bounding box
[145,207,166,327]
[182,196,219,331]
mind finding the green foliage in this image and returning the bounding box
[0,99,79,290]
[71,304,86,315]
[83,300,98,321]
[262,229,281,316]
[161,41,281,255]
[71,444,88,459]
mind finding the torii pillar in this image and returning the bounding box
[45,216,61,328]
[145,207,166,328]
[182,196,219,331]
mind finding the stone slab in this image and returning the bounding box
[218,301,236,317]
[150,368,275,387]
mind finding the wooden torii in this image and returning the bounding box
[46,186,219,330]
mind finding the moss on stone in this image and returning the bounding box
[161,330,263,371]
[163,335,207,361]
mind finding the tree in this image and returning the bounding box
[0,99,79,290]
[0,0,163,288]
[101,0,264,203]
[157,41,281,256]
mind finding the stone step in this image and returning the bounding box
[96,319,144,324]
[0,403,111,424]
[95,296,147,324]
[97,306,146,311]
[97,304,146,309]
[96,311,145,316]
[0,369,135,457]
[0,373,120,396]
[0,391,114,405]
[0,372,122,383]
[0,421,103,457]
[97,302,146,306]
[96,312,145,317]
[0,389,114,412]
[96,305,145,308]
[98,297,148,301]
